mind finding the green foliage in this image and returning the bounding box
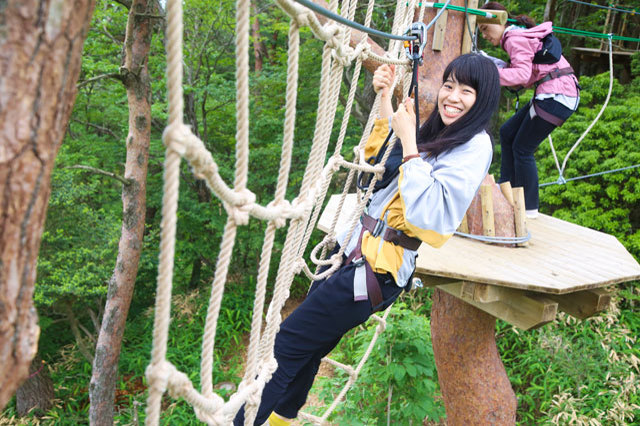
[313,301,445,425]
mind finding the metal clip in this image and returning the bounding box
[404,22,428,65]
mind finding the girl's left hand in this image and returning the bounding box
[392,98,418,154]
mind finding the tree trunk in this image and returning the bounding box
[16,356,54,417]
[89,1,154,424]
[252,3,266,72]
[0,0,97,410]
[431,289,517,424]
[543,0,557,22]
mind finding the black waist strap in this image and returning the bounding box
[360,214,421,251]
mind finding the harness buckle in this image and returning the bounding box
[352,255,366,267]
[372,219,385,237]
[403,22,428,65]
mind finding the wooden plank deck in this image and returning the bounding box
[317,194,640,295]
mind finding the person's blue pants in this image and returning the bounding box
[499,99,573,210]
[233,254,402,425]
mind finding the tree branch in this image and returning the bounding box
[77,72,123,88]
[114,0,132,8]
[65,165,132,186]
[70,117,119,139]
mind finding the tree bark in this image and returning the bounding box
[543,0,557,23]
[431,290,517,424]
[0,0,97,410]
[16,355,54,417]
[89,0,153,424]
[252,3,267,72]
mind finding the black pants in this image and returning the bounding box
[499,98,574,210]
[233,252,402,425]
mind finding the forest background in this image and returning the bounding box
[1,0,639,424]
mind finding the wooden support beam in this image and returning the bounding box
[548,288,612,319]
[432,10,448,51]
[461,0,479,54]
[476,9,508,25]
[414,274,461,287]
[438,281,558,330]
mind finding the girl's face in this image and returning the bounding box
[438,76,477,126]
[478,23,505,46]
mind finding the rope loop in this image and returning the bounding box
[226,188,256,225]
[162,123,192,155]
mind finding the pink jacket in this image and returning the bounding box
[499,22,579,97]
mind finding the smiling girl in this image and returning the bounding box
[234,53,500,426]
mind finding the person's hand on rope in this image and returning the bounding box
[373,64,395,120]
[392,97,418,157]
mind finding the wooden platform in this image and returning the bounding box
[318,194,640,295]
[572,47,636,57]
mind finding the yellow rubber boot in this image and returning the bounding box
[268,412,291,426]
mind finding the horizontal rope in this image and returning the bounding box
[564,0,640,14]
[539,163,640,187]
[505,19,640,42]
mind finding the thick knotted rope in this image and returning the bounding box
[146,0,421,423]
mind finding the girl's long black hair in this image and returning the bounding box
[417,53,500,157]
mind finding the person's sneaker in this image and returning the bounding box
[268,412,291,426]
[526,209,539,219]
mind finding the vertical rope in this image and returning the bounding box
[145,0,184,423]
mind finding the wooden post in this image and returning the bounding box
[499,181,515,206]
[476,10,508,25]
[480,185,495,237]
[461,0,479,54]
[432,10,449,51]
[512,187,527,246]
[458,213,469,233]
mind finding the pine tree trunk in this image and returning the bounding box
[0,0,97,410]
[16,356,54,417]
[89,0,154,424]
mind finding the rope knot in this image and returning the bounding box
[162,123,191,155]
[226,188,256,225]
[267,199,292,229]
[291,196,313,219]
[145,360,172,393]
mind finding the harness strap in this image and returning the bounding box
[531,101,566,126]
[360,213,421,251]
[535,66,575,86]
[345,226,383,309]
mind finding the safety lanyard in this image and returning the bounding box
[357,22,427,192]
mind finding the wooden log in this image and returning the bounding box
[461,0,479,54]
[431,289,517,425]
[439,281,559,330]
[432,10,448,51]
[480,185,495,237]
[499,181,514,206]
[548,288,612,319]
[476,9,508,25]
[458,213,469,233]
[512,186,527,247]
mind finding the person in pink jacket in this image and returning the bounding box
[479,2,580,218]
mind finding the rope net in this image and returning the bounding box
[145,0,422,424]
